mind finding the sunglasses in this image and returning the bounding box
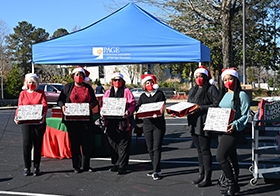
[113,79,121,81]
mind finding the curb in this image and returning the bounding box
[0,106,17,110]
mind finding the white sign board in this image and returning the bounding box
[166,102,195,112]
[137,101,165,119]
[64,103,90,116]
[16,104,43,121]
[204,107,235,132]
[101,97,126,117]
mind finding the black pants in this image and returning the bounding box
[106,128,131,169]
[143,121,166,173]
[65,121,92,170]
[192,134,212,172]
[216,132,241,181]
[22,122,46,169]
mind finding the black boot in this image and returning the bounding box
[220,183,237,195]
[197,170,212,187]
[219,162,240,195]
[221,181,239,196]
[192,167,204,184]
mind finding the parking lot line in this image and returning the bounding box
[0,191,64,196]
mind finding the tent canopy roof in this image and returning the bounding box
[32,3,210,65]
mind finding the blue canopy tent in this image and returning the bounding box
[32,3,210,65]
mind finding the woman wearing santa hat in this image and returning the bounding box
[15,73,48,176]
[101,72,136,175]
[216,68,250,196]
[57,66,98,173]
[136,73,166,181]
[187,66,219,187]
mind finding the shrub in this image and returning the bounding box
[5,65,23,98]
[159,78,181,89]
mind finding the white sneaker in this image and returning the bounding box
[152,173,161,181]
[147,171,162,177]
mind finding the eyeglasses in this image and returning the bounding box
[74,72,84,76]
[113,79,121,82]
[145,80,153,85]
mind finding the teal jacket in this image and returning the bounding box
[219,91,250,131]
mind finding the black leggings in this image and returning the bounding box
[22,122,46,169]
[216,132,241,180]
[143,121,166,173]
[192,134,212,172]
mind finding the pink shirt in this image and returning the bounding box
[102,87,136,115]
[101,87,136,131]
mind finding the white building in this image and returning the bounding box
[84,64,172,85]
[84,65,142,85]
[254,83,277,91]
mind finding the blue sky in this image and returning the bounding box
[0,0,153,35]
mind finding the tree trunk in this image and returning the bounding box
[221,1,233,69]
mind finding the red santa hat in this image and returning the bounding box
[71,66,90,81]
[72,66,85,75]
[141,73,159,89]
[194,66,212,79]
[221,68,239,80]
[25,73,38,79]
[22,73,38,90]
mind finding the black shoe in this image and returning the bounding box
[33,168,40,176]
[221,184,240,196]
[23,168,31,176]
[73,168,80,173]
[109,166,119,172]
[117,168,127,175]
[192,174,204,184]
[152,172,161,180]
[147,171,162,177]
[197,179,212,187]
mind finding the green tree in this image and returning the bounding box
[232,0,280,83]
[247,67,256,84]
[5,21,49,73]
[0,19,10,99]
[5,64,24,98]
[130,0,280,79]
[132,0,243,69]
[50,28,69,39]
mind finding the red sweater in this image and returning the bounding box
[16,89,48,116]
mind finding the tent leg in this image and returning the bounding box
[32,63,34,73]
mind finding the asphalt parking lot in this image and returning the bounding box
[0,108,280,196]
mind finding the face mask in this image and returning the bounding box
[28,83,36,91]
[113,81,123,88]
[74,75,84,83]
[146,84,154,91]
[196,78,204,86]
[224,81,235,90]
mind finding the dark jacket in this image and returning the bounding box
[187,85,218,136]
[136,90,166,130]
[57,82,98,121]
